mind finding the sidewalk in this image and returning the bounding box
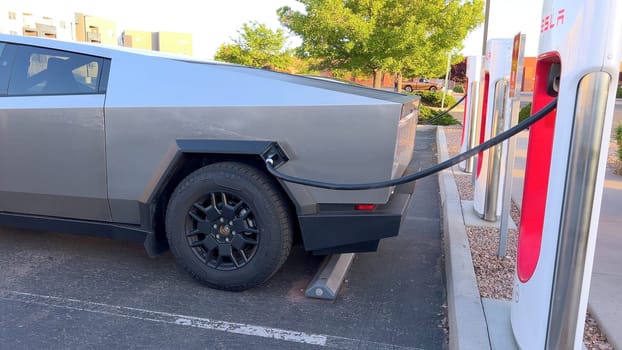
[589,169,622,349]
[437,125,620,349]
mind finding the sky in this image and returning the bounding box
[14,0,544,59]
[462,0,544,57]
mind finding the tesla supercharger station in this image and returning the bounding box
[473,39,512,220]
[511,1,622,349]
[459,55,482,173]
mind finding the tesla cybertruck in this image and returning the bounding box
[0,34,419,290]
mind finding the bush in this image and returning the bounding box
[411,91,457,108]
[418,105,460,126]
[518,103,532,124]
[453,85,465,93]
[418,105,435,120]
[617,86,622,99]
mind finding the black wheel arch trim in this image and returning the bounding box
[140,139,290,216]
[176,139,286,158]
[138,139,291,255]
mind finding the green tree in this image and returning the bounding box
[278,0,483,88]
[215,21,294,71]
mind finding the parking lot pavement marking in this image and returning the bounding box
[0,290,426,350]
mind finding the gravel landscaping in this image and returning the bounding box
[443,126,614,350]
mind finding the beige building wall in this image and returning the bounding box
[157,31,193,56]
[122,30,193,56]
[121,30,155,50]
[74,13,117,45]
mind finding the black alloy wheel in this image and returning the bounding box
[166,162,293,291]
[186,191,259,271]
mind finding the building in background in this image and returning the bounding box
[0,7,73,40]
[121,29,155,50]
[122,30,193,56]
[157,31,192,56]
[74,13,117,45]
[522,57,536,92]
[1,7,193,57]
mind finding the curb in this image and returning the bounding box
[436,126,491,350]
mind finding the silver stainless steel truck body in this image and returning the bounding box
[0,34,419,290]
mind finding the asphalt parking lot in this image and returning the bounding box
[0,127,446,350]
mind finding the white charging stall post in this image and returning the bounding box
[459,56,482,173]
[511,1,622,349]
[498,33,526,257]
[473,39,512,220]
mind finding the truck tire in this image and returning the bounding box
[165,162,293,291]
[404,85,413,92]
[429,86,437,91]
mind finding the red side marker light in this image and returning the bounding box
[355,204,376,211]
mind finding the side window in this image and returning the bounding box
[8,45,104,96]
[0,43,16,95]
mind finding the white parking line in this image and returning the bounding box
[0,290,425,350]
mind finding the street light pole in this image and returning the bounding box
[441,53,452,108]
[482,0,491,55]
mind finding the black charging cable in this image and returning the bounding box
[422,94,466,125]
[265,98,556,190]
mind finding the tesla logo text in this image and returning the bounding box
[541,8,565,33]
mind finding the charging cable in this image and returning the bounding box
[422,94,466,125]
[265,98,557,190]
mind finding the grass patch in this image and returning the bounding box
[418,105,460,126]
[519,103,532,124]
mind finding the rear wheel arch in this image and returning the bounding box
[142,142,300,256]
